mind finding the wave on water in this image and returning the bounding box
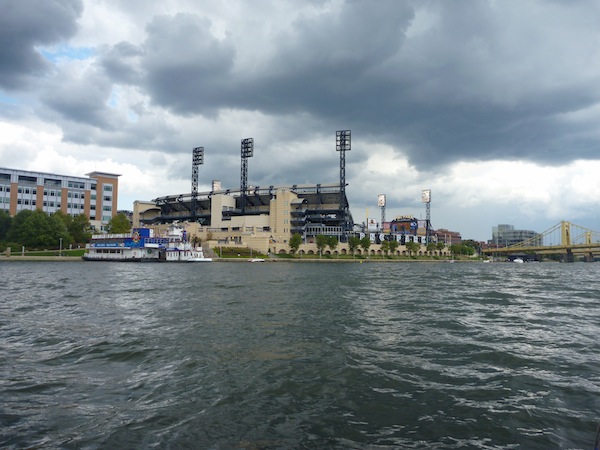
[1,261,599,449]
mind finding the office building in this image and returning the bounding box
[0,168,120,231]
[491,224,541,247]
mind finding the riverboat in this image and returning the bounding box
[83,225,211,262]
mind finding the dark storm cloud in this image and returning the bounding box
[94,0,600,170]
[140,13,236,116]
[101,42,144,85]
[0,0,83,90]
[18,0,600,173]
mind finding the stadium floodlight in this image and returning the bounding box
[336,130,351,152]
[191,146,204,220]
[193,147,204,166]
[241,138,254,158]
[240,138,254,213]
[336,130,351,240]
[421,189,431,204]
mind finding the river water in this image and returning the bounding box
[1,260,599,449]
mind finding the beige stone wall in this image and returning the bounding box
[132,200,161,227]
[144,220,452,257]
[210,194,236,229]
[269,189,297,245]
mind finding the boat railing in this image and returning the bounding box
[91,233,132,239]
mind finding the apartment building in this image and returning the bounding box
[0,168,120,231]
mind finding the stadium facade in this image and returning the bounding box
[133,182,355,252]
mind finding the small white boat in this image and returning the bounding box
[188,256,212,262]
[248,258,265,262]
[513,257,524,263]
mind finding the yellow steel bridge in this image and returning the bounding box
[482,221,600,262]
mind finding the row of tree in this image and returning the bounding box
[0,210,132,250]
[288,233,477,257]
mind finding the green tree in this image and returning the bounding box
[24,210,52,247]
[380,240,390,258]
[360,236,371,255]
[388,239,399,256]
[6,209,34,245]
[426,242,437,254]
[289,233,302,255]
[450,243,463,256]
[436,241,446,252]
[0,210,11,241]
[106,213,131,234]
[461,244,475,256]
[50,211,77,246]
[348,236,360,257]
[326,236,338,255]
[49,213,72,249]
[68,214,93,244]
[14,210,70,248]
[405,241,420,257]
[315,234,328,257]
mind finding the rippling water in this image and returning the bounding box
[1,261,599,449]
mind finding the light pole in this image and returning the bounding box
[59,237,63,256]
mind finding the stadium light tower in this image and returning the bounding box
[336,130,351,239]
[421,189,431,244]
[378,194,386,232]
[191,146,204,220]
[240,138,254,213]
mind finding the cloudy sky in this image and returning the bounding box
[2,0,600,241]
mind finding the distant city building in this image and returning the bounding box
[491,224,541,247]
[0,167,120,231]
[433,228,462,245]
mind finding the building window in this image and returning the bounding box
[103,196,111,202]
[103,185,113,192]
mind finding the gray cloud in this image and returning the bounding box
[0,0,83,90]
[86,0,600,172]
[7,0,600,189]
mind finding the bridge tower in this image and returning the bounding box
[561,221,574,262]
[561,221,571,246]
